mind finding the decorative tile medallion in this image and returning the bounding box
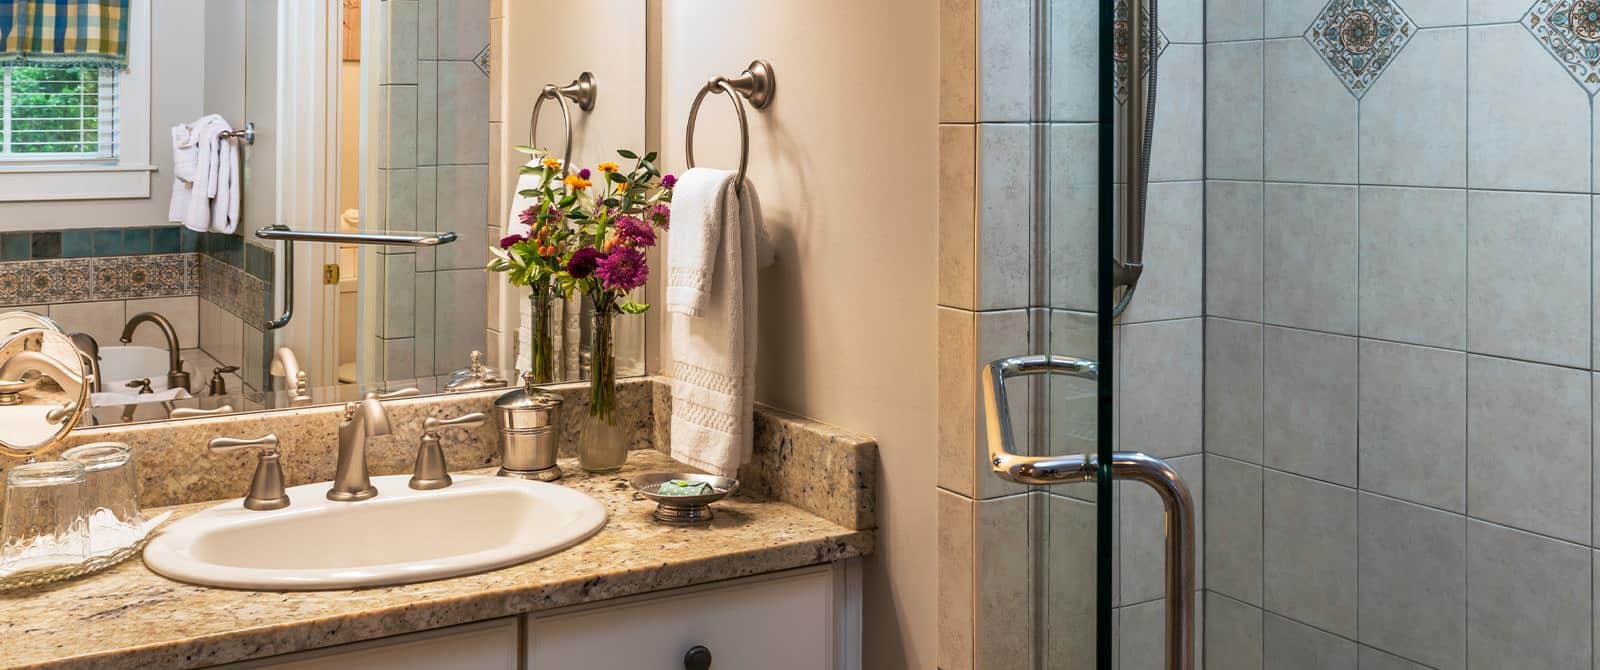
[474,43,491,78]
[1112,0,1170,104]
[1524,0,1600,94]
[1304,0,1416,98]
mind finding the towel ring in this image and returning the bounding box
[528,72,597,175]
[686,60,776,192]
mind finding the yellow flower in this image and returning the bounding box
[541,157,562,170]
[597,161,621,173]
[563,174,592,190]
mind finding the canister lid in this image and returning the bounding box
[494,387,562,411]
[444,351,509,393]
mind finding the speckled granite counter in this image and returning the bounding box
[0,450,873,670]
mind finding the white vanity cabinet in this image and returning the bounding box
[215,561,861,670]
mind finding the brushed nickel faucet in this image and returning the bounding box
[119,312,190,392]
[270,347,312,406]
[327,387,419,501]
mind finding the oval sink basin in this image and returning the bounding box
[144,474,607,590]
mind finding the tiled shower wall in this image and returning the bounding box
[371,0,491,381]
[1204,0,1600,665]
[936,0,1205,668]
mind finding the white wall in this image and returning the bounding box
[655,2,939,666]
[0,0,207,231]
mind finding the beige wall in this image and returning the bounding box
[1,0,206,231]
[654,2,939,666]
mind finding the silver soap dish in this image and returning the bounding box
[631,473,739,525]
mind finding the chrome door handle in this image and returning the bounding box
[981,354,1195,670]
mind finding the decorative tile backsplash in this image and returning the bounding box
[1523,0,1600,93]
[0,254,199,306]
[1306,0,1416,97]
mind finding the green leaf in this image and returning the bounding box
[513,145,542,155]
[643,151,658,163]
[619,301,650,314]
[617,149,638,159]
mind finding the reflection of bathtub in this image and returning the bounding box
[98,345,177,392]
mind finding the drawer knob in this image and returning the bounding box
[684,645,713,669]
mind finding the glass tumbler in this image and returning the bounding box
[1,460,89,571]
[62,442,142,554]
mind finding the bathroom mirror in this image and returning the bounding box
[0,328,89,457]
[0,0,648,427]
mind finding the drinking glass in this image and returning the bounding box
[62,442,142,554]
[1,460,89,570]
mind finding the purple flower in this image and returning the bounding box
[499,232,528,249]
[649,202,671,230]
[567,247,603,279]
[578,168,592,180]
[518,206,539,228]
[596,246,649,292]
[614,216,656,248]
[661,174,677,189]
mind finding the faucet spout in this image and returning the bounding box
[328,396,391,501]
[120,312,189,392]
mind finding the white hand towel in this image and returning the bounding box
[666,168,773,477]
[506,158,544,373]
[168,124,198,223]
[210,118,241,234]
[181,115,225,233]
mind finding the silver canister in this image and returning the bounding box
[494,381,563,481]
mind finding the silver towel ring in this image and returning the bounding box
[686,60,776,192]
[528,72,597,176]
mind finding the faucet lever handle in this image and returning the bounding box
[208,433,289,511]
[423,412,488,433]
[371,387,421,401]
[172,404,235,419]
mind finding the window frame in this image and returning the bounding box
[0,0,153,201]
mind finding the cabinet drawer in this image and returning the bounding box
[526,566,836,669]
[216,618,518,670]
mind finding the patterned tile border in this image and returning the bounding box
[198,253,272,325]
[0,253,199,307]
[1524,0,1600,95]
[1306,0,1416,98]
[1112,0,1170,104]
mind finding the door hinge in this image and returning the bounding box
[323,264,340,285]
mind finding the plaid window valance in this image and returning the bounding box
[0,0,129,69]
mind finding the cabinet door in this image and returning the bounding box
[217,618,518,670]
[526,567,836,669]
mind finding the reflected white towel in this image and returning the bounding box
[179,115,226,233]
[168,125,197,223]
[507,158,542,373]
[210,119,240,234]
[666,168,773,477]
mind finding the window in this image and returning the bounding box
[0,65,119,163]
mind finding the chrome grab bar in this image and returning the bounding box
[255,226,459,247]
[981,354,1195,670]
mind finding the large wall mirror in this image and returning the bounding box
[0,0,648,427]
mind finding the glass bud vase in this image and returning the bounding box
[579,309,626,473]
[527,284,555,385]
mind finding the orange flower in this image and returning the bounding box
[597,161,621,173]
[563,174,592,190]
[541,157,562,170]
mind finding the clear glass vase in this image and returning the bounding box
[579,309,626,473]
[527,284,555,385]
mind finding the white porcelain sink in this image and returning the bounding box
[144,474,607,590]
[97,345,175,391]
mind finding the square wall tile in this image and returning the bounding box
[1205,318,1263,464]
[434,0,488,61]
[1265,39,1358,183]
[1358,647,1431,670]
[1119,318,1203,458]
[1359,29,1466,187]
[1207,594,1263,670]
[1117,592,1204,670]
[48,300,126,346]
[1046,123,1099,311]
[1467,520,1592,669]
[1267,0,1333,38]
[1265,183,1358,334]
[1357,339,1467,512]
[940,124,977,309]
[1120,181,1202,322]
[1044,493,1097,667]
[1205,180,1264,322]
[1356,494,1467,668]
[1358,186,1467,349]
[978,123,1034,310]
[125,297,200,351]
[384,169,419,233]
[383,85,419,170]
[1466,24,1590,192]
[1047,310,1099,461]
[938,491,1035,670]
[418,61,438,166]
[1206,455,1263,605]
[437,62,491,166]
[379,254,417,339]
[1467,189,1590,368]
[1210,0,1265,39]
[937,490,975,670]
[1206,42,1265,180]
[941,0,977,122]
[978,0,1034,122]
[1467,355,1591,543]
[384,0,418,85]
[1264,471,1357,638]
[433,269,487,376]
[1149,45,1205,183]
[1264,326,1358,486]
[435,165,491,270]
[1046,0,1100,122]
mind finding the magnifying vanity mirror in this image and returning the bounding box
[0,325,89,457]
[0,0,649,427]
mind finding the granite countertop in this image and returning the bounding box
[0,450,874,670]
